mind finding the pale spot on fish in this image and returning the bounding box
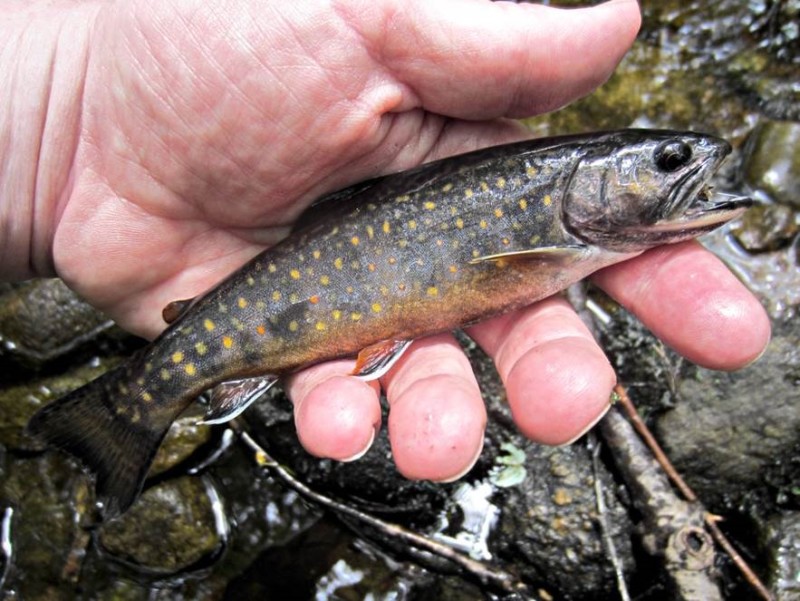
[272,290,281,301]
[408,220,417,230]
[526,165,537,177]
[334,258,344,270]
[480,220,488,229]
[289,321,299,332]
[195,342,208,355]
[247,276,255,286]
[320,275,330,285]
[160,369,171,381]
[366,225,374,239]
[456,218,464,229]
[519,198,528,210]
[465,188,474,198]
[313,249,321,259]
[204,319,216,331]
[382,220,391,234]
[442,182,453,192]
[142,392,153,403]
[496,177,506,189]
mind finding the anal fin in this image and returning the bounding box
[351,339,412,381]
[201,376,278,425]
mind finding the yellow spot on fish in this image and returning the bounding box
[496,177,506,188]
[424,201,436,210]
[398,283,406,291]
[442,182,454,192]
[256,324,266,335]
[456,218,464,229]
[529,234,541,245]
[351,236,360,246]
[247,276,255,286]
[204,319,215,331]
[334,258,344,270]
[366,225,374,239]
[398,239,408,248]
[290,269,301,280]
[309,295,320,304]
[238,297,248,308]
[526,165,537,177]
[368,263,376,272]
[380,285,389,296]
[135,377,145,387]
[142,392,153,403]
[332,310,342,320]
[346,286,354,294]
[160,369,171,381]
[408,220,417,230]
[480,219,488,229]
[195,342,208,355]
[427,286,439,297]
[371,303,382,313]
[465,188,474,198]
[496,259,508,269]
[289,321,299,332]
[519,198,528,210]
[223,336,233,349]
[388,257,397,265]
[272,290,281,301]
[472,249,481,258]
[382,220,391,234]
[543,194,552,206]
[172,351,184,364]
[320,275,330,285]
[289,293,299,303]
[480,182,489,192]
[313,249,321,259]
[494,208,503,218]
[256,300,266,310]
[449,265,458,273]
[184,363,196,376]
[502,237,510,245]
[396,194,410,202]
[351,312,362,321]
[315,321,327,331]
[268,263,277,273]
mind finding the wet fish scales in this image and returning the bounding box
[27,129,749,518]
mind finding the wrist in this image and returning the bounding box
[0,1,101,280]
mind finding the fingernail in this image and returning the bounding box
[559,402,612,446]
[440,437,485,483]
[339,426,377,462]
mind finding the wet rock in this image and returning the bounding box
[762,511,800,601]
[0,359,113,450]
[729,203,799,253]
[742,120,800,208]
[148,415,212,476]
[98,476,226,575]
[0,279,117,370]
[0,453,93,600]
[654,315,800,514]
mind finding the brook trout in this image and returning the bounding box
[28,130,749,518]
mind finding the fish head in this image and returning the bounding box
[562,130,750,252]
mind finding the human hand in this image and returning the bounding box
[6,0,770,481]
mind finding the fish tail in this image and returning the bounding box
[27,363,182,519]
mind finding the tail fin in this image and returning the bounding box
[27,365,178,519]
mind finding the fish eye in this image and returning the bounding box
[654,140,693,172]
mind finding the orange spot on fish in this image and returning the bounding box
[309,295,320,304]
[256,325,266,335]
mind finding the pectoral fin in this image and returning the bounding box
[468,245,588,265]
[200,376,278,425]
[351,339,413,381]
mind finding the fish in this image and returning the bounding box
[27,129,750,518]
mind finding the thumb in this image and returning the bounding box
[337,0,641,119]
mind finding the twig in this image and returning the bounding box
[587,432,632,601]
[614,384,774,601]
[236,428,532,597]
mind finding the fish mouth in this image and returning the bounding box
[648,189,752,234]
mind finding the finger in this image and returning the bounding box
[381,334,486,481]
[467,297,616,445]
[592,241,771,370]
[285,359,382,461]
[339,0,641,118]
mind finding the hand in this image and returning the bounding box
[10,0,770,480]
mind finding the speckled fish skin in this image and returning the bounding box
[28,129,747,518]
